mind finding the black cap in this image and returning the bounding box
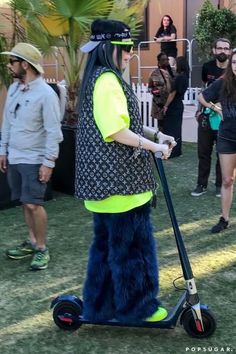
[80,19,131,53]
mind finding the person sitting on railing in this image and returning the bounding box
[154,14,177,68]
[148,52,173,131]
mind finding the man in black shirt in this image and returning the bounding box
[191,38,232,197]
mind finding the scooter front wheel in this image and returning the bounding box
[53,301,82,331]
[181,308,216,338]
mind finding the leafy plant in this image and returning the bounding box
[194,0,236,59]
[0,33,12,89]
[8,0,149,125]
[8,0,115,125]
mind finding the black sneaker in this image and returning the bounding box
[215,186,221,198]
[211,217,229,233]
[191,185,207,197]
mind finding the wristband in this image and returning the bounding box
[133,134,143,158]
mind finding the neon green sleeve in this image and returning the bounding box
[93,72,130,142]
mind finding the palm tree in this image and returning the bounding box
[0,33,12,89]
[9,0,148,124]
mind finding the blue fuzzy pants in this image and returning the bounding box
[82,202,160,322]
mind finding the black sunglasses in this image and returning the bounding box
[9,59,21,65]
[121,45,133,53]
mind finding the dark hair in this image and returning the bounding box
[156,52,174,77]
[18,59,40,75]
[28,63,40,74]
[176,56,190,77]
[214,38,231,49]
[48,82,60,99]
[157,52,168,62]
[156,15,174,36]
[222,51,236,101]
[79,42,123,105]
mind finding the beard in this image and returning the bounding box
[215,53,228,63]
[11,66,26,80]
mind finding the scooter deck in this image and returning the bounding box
[54,292,187,329]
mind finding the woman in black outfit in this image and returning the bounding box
[163,56,189,158]
[198,51,236,233]
[154,15,177,67]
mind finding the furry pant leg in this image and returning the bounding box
[82,213,115,321]
[107,203,160,322]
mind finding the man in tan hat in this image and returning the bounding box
[0,43,63,270]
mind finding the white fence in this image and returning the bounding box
[132,83,201,129]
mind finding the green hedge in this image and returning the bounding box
[194,0,236,59]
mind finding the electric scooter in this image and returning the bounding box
[51,151,216,338]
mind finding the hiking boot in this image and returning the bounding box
[6,240,35,259]
[211,217,229,233]
[145,307,168,322]
[30,248,50,270]
[191,185,207,197]
[215,186,221,198]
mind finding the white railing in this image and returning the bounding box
[137,38,193,87]
[132,83,201,129]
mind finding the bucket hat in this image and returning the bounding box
[80,19,133,53]
[1,42,44,74]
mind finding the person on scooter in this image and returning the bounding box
[75,19,176,323]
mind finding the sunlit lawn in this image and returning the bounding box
[0,143,236,354]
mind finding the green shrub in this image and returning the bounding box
[194,0,236,59]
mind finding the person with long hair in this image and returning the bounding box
[163,56,189,158]
[75,19,176,323]
[148,52,173,131]
[154,15,177,67]
[198,50,236,233]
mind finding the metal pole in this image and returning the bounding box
[129,53,141,81]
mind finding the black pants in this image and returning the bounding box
[163,101,183,158]
[197,124,222,188]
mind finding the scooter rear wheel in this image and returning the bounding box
[181,308,216,338]
[53,301,82,331]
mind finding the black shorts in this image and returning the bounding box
[217,135,236,154]
[7,164,47,205]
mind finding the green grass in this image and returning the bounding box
[0,142,236,354]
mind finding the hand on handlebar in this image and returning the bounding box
[154,143,172,160]
[157,132,177,148]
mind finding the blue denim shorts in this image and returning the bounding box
[217,136,236,154]
[7,164,47,205]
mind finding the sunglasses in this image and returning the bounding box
[121,45,133,53]
[9,59,21,65]
[111,41,134,53]
[215,47,230,51]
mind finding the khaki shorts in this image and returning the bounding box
[7,164,47,205]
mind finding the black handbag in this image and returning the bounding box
[198,111,211,130]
